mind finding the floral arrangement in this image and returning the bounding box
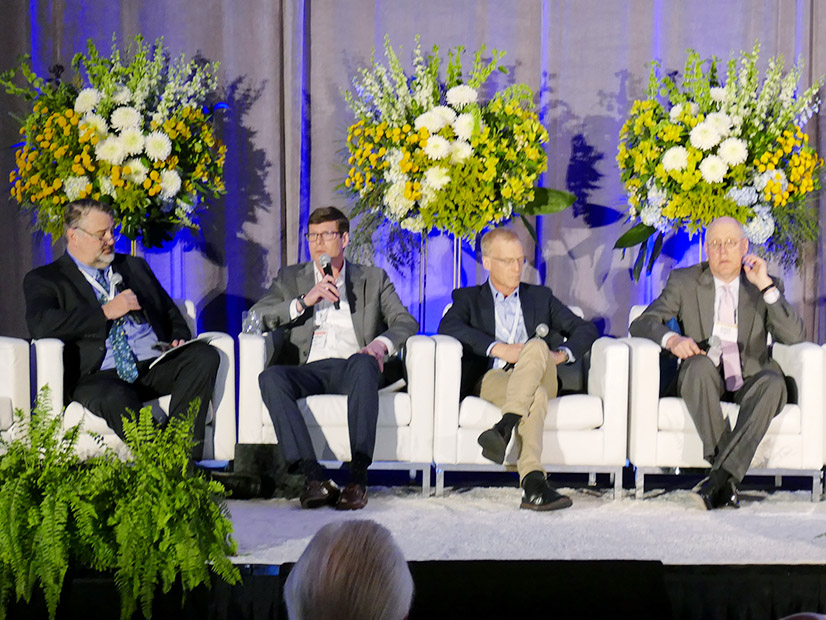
[342,36,573,243]
[616,42,823,277]
[1,35,226,247]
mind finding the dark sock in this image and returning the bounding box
[349,452,371,486]
[300,459,325,482]
[521,470,547,492]
[494,413,521,437]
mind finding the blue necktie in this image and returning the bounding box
[94,270,139,383]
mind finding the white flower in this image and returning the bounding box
[450,140,473,164]
[699,155,727,183]
[144,131,172,161]
[99,175,117,198]
[709,87,727,102]
[640,203,663,227]
[647,183,667,208]
[124,158,148,184]
[754,169,788,192]
[689,121,721,151]
[423,135,451,160]
[432,105,457,126]
[662,146,689,171]
[400,216,427,233]
[453,114,474,141]
[414,110,446,134]
[383,182,414,218]
[423,166,451,190]
[717,137,748,167]
[446,84,478,109]
[80,113,108,136]
[726,185,758,207]
[669,104,684,122]
[95,136,127,165]
[160,170,182,199]
[110,106,142,132]
[63,176,90,201]
[74,88,101,114]
[112,85,132,105]
[706,112,732,138]
[119,128,145,156]
[687,102,699,115]
[744,209,775,244]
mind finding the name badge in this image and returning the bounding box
[712,321,738,343]
[311,329,328,350]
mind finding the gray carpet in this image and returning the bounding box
[227,485,826,565]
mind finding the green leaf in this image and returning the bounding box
[515,187,576,216]
[633,243,647,281]
[646,232,664,275]
[517,214,538,245]
[614,223,656,249]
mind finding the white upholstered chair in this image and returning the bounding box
[0,337,31,440]
[431,306,629,498]
[237,333,436,494]
[625,304,823,500]
[33,301,237,461]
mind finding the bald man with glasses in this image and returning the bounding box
[439,227,598,510]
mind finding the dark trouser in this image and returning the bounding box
[677,355,787,482]
[258,353,381,472]
[72,340,221,460]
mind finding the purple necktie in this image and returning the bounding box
[719,285,743,392]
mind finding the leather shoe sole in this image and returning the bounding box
[520,493,573,511]
[300,480,340,509]
[336,483,368,510]
[478,428,507,464]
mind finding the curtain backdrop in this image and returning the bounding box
[1,0,823,340]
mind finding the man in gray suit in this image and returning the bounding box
[630,217,805,509]
[251,207,418,510]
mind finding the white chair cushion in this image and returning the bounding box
[458,394,604,431]
[658,397,800,435]
[0,397,13,432]
[299,393,412,427]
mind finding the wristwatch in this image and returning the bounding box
[296,294,307,312]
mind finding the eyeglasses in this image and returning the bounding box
[74,226,121,244]
[488,256,527,268]
[305,231,342,243]
[706,238,743,251]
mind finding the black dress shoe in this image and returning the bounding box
[520,472,573,511]
[300,480,340,509]
[336,483,368,511]
[478,427,509,464]
[210,472,262,500]
[697,476,740,510]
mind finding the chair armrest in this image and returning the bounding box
[403,335,436,462]
[237,332,268,443]
[199,332,236,460]
[587,337,629,465]
[432,334,464,463]
[32,338,64,418]
[773,342,823,468]
[621,336,662,468]
[0,337,30,426]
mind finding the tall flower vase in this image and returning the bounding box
[452,234,463,290]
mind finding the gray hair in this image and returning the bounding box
[480,227,520,256]
[64,199,114,233]
[285,519,413,620]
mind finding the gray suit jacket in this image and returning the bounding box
[629,262,805,378]
[250,260,418,365]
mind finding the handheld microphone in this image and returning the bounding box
[110,272,147,324]
[503,324,550,370]
[319,254,340,310]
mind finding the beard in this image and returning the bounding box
[92,247,115,268]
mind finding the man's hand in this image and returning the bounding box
[359,339,388,372]
[102,289,142,320]
[491,342,524,365]
[666,334,704,359]
[550,350,569,366]
[170,339,186,348]
[303,275,340,307]
[742,253,773,291]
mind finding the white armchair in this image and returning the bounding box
[0,337,30,439]
[625,305,823,500]
[33,301,236,462]
[237,333,436,494]
[431,333,629,498]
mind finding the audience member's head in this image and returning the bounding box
[285,519,413,620]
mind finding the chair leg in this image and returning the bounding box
[588,472,596,487]
[775,474,782,487]
[422,466,431,497]
[435,467,445,497]
[613,467,623,499]
[635,470,644,499]
[812,473,821,503]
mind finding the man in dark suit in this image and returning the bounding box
[630,216,805,509]
[251,206,418,511]
[439,228,598,510]
[24,199,219,460]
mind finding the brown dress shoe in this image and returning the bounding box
[299,480,340,509]
[335,483,368,510]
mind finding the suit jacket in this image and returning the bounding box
[250,260,418,366]
[629,262,805,378]
[24,253,191,403]
[439,282,599,398]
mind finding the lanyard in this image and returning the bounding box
[78,266,117,301]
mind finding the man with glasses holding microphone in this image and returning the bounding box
[24,199,220,460]
[251,206,417,510]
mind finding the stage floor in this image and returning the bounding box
[227,482,826,566]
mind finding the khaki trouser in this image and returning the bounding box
[479,339,558,482]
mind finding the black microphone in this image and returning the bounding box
[110,272,147,324]
[503,323,550,371]
[319,253,340,310]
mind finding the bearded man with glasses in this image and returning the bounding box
[630,216,805,509]
[250,206,417,510]
[439,227,598,510]
[23,199,220,460]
